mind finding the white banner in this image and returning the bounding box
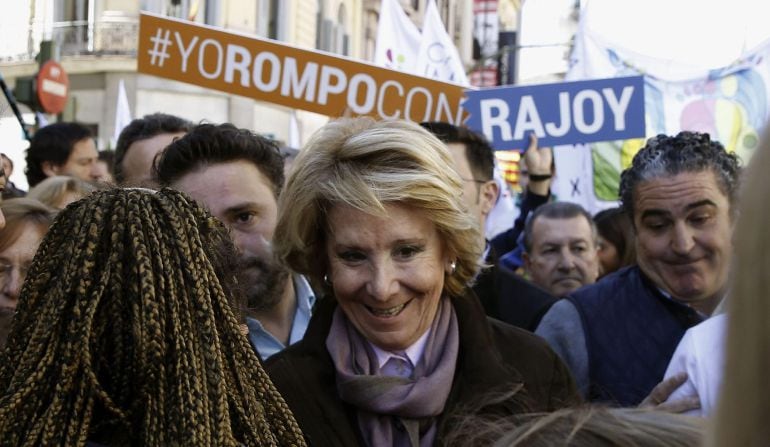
[415,0,469,86]
[374,0,421,73]
[557,23,770,213]
[112,79,132,148]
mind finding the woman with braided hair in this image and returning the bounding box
[0,188,306,446]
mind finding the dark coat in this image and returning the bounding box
[473,247,559,331]
[568,266,703,405]
[266,290,579,447]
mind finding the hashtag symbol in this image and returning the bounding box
[148,28,173,67]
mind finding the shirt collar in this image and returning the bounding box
[656,286,724,319]
[245,274,316,360]
[293,273,316,311]
[369,327,431,369]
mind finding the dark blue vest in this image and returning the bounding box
[568,266,703,406]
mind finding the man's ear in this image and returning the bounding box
[479,180,499,216]
[41,161,60,178]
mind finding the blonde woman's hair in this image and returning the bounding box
[27,175,100,209]
[707,125,770,446]
[274,117,483,297]
[0,198,57,253]
[448,406,703,447]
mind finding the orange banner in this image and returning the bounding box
[138,13,467,123]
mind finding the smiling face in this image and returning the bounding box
[633,170,733,314]
[326,202,450,351]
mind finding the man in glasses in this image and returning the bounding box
[421,122,558,331]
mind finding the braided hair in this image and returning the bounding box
[0,188,306,446]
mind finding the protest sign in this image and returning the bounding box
[137,13,466,124]
[463,76,645,150]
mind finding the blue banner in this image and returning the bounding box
[463,76,646,150]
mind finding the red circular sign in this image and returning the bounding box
[36,60,69,114]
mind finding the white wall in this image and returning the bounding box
[136,90,229,124]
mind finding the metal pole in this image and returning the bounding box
[0,72,32,141]
[514,0,524,85]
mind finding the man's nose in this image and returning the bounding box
[671,222,695,255]
[90,163,101,180]
[556,249,577,270]
[232,231,271,257]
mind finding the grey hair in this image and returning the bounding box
[619,131,741,219]
[523,201,598,253]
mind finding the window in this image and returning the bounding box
[53,0,92,54]
[55,0,89,22]
[257,0,281,39]
[166,0,191,20]
[336,4,349,56]
[364,9,378,61]
[205,0,221,26]
[315,0,326,49]
[317,1,349,55]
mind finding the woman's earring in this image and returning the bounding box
[450,261,457,274]
[324,274,331,286]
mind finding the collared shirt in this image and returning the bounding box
[656,287,724,319]
[247,274,316,360]
[369,328,430,373]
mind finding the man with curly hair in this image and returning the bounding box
[536,131,740,407]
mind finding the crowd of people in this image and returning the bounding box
[0,110,764,446]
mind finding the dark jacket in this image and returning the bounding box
[473,247,559,331]
[568,266,703,405]
[266,290,579,447]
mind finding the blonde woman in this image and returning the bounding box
[27,175,100,209]
[0,198,57,312]
[266,118,579,447]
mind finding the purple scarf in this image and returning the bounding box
[326,298,459,447]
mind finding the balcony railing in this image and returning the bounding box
[51,14,138,57]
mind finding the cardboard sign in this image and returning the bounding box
[463,76,646,150]
[137,13,466,124]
